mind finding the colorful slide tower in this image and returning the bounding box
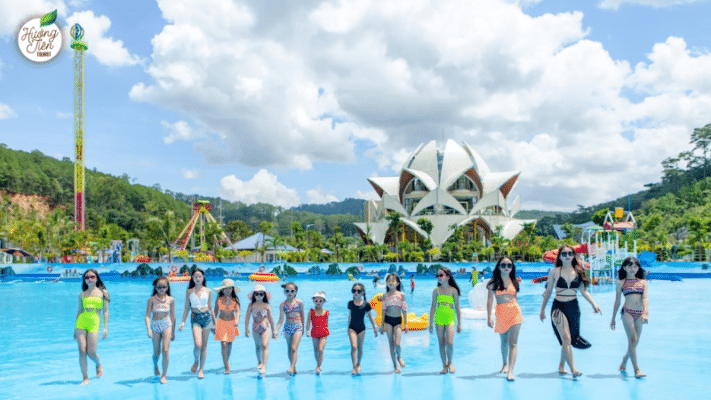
[71,24,87,231]
[172,200,234,252]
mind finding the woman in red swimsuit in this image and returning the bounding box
[306,291,329,375]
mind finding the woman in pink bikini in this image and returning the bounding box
[610,256,648,378]
[245,284,276,375]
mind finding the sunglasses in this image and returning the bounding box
[254,292,265,297]
[560,251,575,257]
[499,263,513,269]
[314,299,325,303]
[284,289,296,294]
[156,286,168,289]
[84,275,97,280]
[351,289,363,294]
[436,273,446,278]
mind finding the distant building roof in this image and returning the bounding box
[230,233,297,252]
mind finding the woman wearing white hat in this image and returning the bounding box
[306,291,330,375]
[245,284,276,375]
[213,279,241,374]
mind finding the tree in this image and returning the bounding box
[258,221,273,235]
[690,123,711,178]
[224,220,252,242]
[385,211,402,261]
[591,209,608,226]
[328,226,346,263]
[265,235,285,262]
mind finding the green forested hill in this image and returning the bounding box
[0,144,361,244]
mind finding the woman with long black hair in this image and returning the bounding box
[540,245,601,377]
[486,257,522,381]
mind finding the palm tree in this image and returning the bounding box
[265,235,285,262]
[385,211,403,261]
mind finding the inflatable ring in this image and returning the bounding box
[170,265,178,273]
[46,265,53,273]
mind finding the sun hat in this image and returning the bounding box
[312,291,326,302]
[248,284,271,301]
[213,278,241,293]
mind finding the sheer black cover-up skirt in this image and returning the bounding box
[551,298,591,349]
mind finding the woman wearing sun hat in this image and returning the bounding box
[306,291,329,374]
[245,284,276,375]
[213,279,241,374]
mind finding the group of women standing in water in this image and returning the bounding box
[73,245,649,384]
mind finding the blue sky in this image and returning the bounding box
[2,0,711,212]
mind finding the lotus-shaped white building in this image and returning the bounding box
[355,140,536,248]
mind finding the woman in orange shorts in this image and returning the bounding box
[487,257,523,381]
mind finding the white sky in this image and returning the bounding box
[2,0,711,211]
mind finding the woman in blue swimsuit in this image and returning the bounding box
[276,282,304,375]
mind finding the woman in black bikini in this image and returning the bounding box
[539,245,601,377]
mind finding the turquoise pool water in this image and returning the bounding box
[1,277,709,399]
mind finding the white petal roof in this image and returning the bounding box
[411,186,467,216]
[405,141,440,185]
[440,139,475,190]
[462,141,491,176]
[403,167,438,191]
[354,222,391,245]
[509,195,521,217]
[380,193,409,216]
[367,177,400,198]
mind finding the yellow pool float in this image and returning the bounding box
[369,294,428,330]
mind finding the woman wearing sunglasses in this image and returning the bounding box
[540,245,601,377]
[306,291,330,375]
[178,268,216,379]
[347,283,378,375]
[486,257,522,381]
[429,267,462,374]
[610,256,648,378]
[74,269,110,385]
[275,282,304,375]
[145,276,175,384]
[245,285,276,375]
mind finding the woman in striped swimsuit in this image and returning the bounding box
[610,256,648,378]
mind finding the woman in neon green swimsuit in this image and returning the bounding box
[74,269,110,385]
[429,267,461,374]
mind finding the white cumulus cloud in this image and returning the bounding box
[66,10,141,67]
[161,120,204,144]
[181,168,199,180]
[0,0,67,36]
[306,186,339,204]
[219,169,300,208]
[0,103,16,118]
[598,0,701,10]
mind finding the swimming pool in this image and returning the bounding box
[1,276,708,400]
